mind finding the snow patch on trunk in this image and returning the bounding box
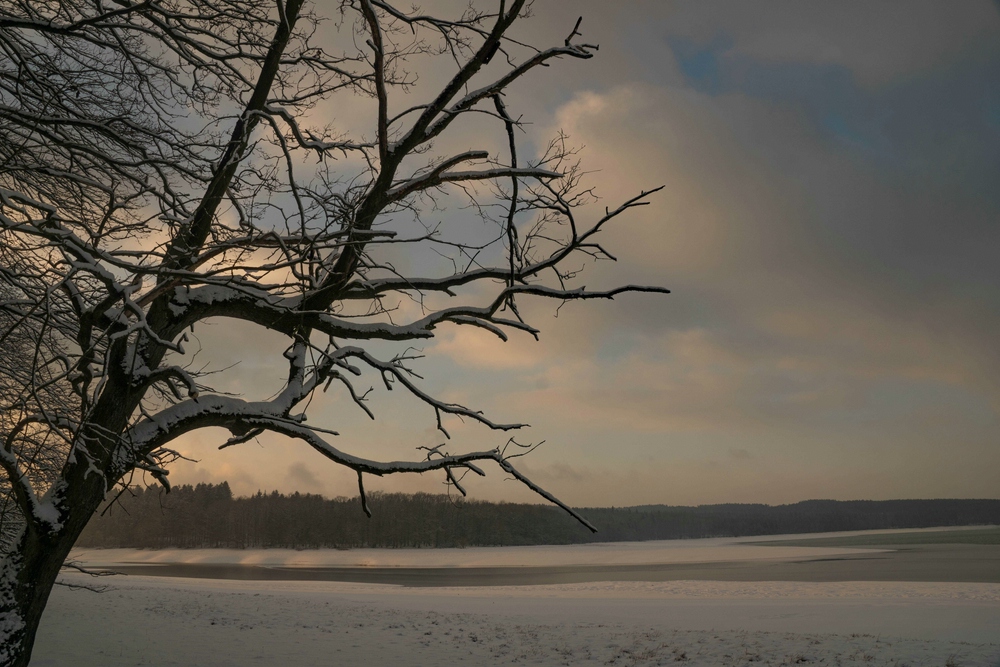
[0,548,26,663]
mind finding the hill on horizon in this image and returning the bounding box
[78,482,1000,550]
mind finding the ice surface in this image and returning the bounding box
[44,529,998,666]
[70,533,889,569]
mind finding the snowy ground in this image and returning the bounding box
[36,532,1000,666]
[35,575,1000,666]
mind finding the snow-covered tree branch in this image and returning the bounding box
[0,1,666,663]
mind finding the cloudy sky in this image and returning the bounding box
[168,1,1000,508]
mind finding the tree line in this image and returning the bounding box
[77,483,1000,549]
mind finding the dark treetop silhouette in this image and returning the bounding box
[0,1,666,663]
[80,484,1000,550]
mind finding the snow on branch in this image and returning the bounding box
[1,0,659,577]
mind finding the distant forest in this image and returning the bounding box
[76,483,1000,549]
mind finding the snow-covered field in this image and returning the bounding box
[35,533,1000,666]
[36,575,1000,666]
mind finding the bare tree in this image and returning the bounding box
[0,1,666,663]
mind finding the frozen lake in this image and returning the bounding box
[68,527,1000,585]
[35,529,1000,666]
[71,533,880,568]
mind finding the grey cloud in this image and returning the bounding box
[650,0,1000,86]
[287,462,324,492]
[541,77,1000,399]
[166,4,999,505]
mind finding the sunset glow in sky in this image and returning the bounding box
[167,1,1000,507]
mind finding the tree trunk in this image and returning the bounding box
[0,344,152,664]
[0,485,106,666]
